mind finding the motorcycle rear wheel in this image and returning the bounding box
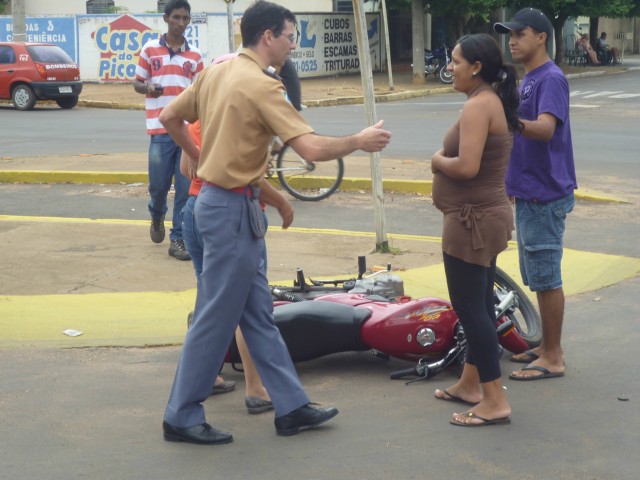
[494,267,542,348]
[438,66,453,84]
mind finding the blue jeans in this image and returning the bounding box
[515,193,575,291]
[147,134,190,242]
[182,195,203,277]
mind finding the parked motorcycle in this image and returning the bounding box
[412,45,453,84]
[226,257,541,381]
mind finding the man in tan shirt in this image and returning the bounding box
[160,0,391,445]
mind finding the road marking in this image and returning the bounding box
[570,90,596,96]
[571,104,600,108]
[582,91,624,98]
[571,90,640,99]
[1,222,639,349]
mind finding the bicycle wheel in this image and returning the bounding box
[276,145,344,201]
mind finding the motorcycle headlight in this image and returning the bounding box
[416,328,436,347]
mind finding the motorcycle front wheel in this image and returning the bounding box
[438,66,453,84]
[494,267,542,347]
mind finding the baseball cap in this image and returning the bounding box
[494,8,553,39]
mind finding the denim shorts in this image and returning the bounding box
[515,193,575,291]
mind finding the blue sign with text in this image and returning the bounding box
[0,17,76,61]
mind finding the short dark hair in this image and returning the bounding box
[165,0,191,16]
[241,1,296,47]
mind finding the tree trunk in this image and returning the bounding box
[552,16,569,65]
[589,17,599,49]
[411,0,426,84]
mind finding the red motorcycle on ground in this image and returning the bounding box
[226,257,541,382]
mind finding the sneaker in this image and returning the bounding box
[150,217,165,244]
[168,239,191,261]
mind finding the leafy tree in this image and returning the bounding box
[0,0,8,15]
[386,0,506,37]
[507,0,636,63]
[427,0,507,40]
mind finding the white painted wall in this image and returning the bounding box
[71,11,383,81]
[25,0,334,15]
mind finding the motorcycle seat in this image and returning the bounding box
[273,301,372,362]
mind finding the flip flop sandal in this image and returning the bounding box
[510,350,540,364]
[509,365,565,381]
[210,380,236,395]
[434,389,479,406]
[450,412,511,427]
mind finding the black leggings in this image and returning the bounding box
[443,252,501,383]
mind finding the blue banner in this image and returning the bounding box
[0,17,76,61]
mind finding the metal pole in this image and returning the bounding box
[225,0,234,53]
[11,0,26,42]
[380,0,394,90]
[353,0,389,252]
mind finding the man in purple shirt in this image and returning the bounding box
[495,8,577,381]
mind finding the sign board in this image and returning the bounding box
[290,13,382,78]
[78,14,207,82]
[0,17,76,61]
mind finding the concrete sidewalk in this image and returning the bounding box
[0,151,628,204]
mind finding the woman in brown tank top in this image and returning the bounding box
[430,34,523,427]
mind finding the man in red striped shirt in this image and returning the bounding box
[133,0,203,261]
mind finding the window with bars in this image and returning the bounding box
[334,0,353,12]
[86,0,115,14]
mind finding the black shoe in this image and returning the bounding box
[150,217,165,244]
[168,239,191,261]
[163,421,233,445]
[274,403,339,436]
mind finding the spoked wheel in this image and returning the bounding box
[494,267,542,348]
[276,145,344,201]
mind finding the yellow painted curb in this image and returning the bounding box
[3,171,625,204]
[1,223,639,349]
[0,170,148,184]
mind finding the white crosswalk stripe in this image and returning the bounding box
[571,89,640,98]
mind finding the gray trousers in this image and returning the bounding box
[164,184,309,428]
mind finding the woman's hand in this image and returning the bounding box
[431,148,445,174]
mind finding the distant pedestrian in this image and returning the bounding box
[133,0,203,261]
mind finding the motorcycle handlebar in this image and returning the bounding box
[389,366,419,380]
[271,287,305,303]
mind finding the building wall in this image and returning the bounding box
[1,10,385,81]
[24,0,334,15]
[596,17,637,55]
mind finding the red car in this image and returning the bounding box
[0,41,82,110]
